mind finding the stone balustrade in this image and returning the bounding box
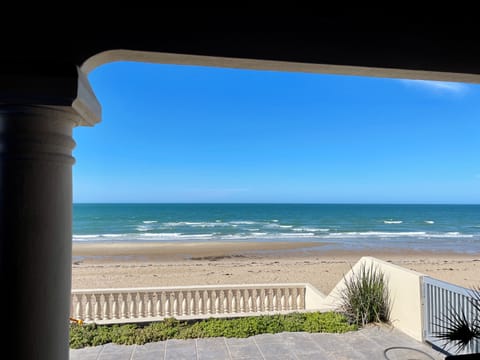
[71,283,326,324]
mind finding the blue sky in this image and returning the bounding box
[73,62,480,203]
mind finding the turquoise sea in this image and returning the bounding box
[73,204,480,254]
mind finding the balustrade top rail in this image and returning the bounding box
[72,283,311,294]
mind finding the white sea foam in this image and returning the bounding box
[265,223,293,229]
[321,231,476,239]
[279,233,316,237]
[137,225,153,232]
[180,234,216,239]
[143,220,158,224]
[427,233,473,238]
[143,233,182,237]
[293,227,329,232]
[163,222,184,227]
[74,234,101,238]
[73,234,126,241]
[163,221,227,228]
[326,231,426,238]
[230,221,257,225]
[424,220,435,224]
[383,220,403,224]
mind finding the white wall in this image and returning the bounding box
[319,256,425,341]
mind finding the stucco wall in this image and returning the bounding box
[320,256,425,341]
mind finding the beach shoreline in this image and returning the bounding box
[72,241,480,294]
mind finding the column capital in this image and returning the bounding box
[0,63,101,126]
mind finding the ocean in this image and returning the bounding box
[73,204,480,254]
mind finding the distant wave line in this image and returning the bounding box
[73,230,476,242]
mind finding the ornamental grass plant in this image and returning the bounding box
[339,262,391,327]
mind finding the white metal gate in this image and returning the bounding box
[423,276,479,355]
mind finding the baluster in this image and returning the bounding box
[214,291,220,314]
[264,289,270,311]
[162,292,168,317]
[165,297,170,317]
[129,293,135,318]
[198,292,204,315]
[102,294,110,320]
[244,289,250,312]
[120,293,127,319]
[182,294,187,316]
[85,295,92,321]
[112,294,119,319]
[240,291,245,313]
[281,289,286,311]
[173,293,178,317]
[138,293,144,318]
[256,289,261,312]
[223,291,228,313]
[290,288,297,310]
[147,295,153,318]
[189,292,194,315]
[258,289,265,312]
[273,290,278,311]
[224,290,230,314]
[288,291,293,311]
[142,293,149,318]
[74,301,81,320]
[73,295,81,320]
[176,291,181,316]
[248,291,253,313]
[298,287,305,309]
[217,290,223,313]
[230,291,238,314]
[249,289,254,312]
[207,291,212,315]
[78,295,85,321]
[155,292,162,317]
[93,295,100,321]
[251,289,256,312]
[276,289,282,311]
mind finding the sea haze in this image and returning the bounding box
[73,204,480,254]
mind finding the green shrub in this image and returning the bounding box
[339,262,391,326]
[304,311,354,332]
[69,311,357,348]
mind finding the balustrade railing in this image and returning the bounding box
[71,283,322,324]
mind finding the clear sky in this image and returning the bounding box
[73,62,480,204]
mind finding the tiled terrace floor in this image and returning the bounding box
[70,324,447,359]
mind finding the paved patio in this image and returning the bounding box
[70,324,447,359]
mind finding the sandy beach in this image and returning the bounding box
[72,241,480,294]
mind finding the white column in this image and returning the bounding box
[0,67,100,360]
